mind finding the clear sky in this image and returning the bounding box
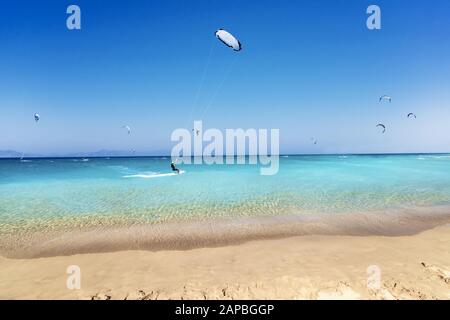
[1,0,450,155]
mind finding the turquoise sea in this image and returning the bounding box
[1,154,450,236]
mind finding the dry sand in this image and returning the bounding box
[0,224,449,300]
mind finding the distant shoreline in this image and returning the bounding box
[2,152,450,160]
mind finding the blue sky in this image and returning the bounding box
[1,0,449,155]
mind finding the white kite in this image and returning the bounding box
[376,123,386,133]
[215,29,242,51]
[379,95,392,103]
[34,113,40,123]
[123,125,131,135]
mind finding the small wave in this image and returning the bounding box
[123,170,185,179]
[417,155,450,160]
[71,158,90,162]
[20,160,32,163]
[108,165,130,171]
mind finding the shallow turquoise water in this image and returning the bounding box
[1,154,450,232]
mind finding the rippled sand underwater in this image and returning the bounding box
[2,154,450,235]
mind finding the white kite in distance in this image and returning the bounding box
[376,123,386,133]
[122,125,131,135]
[215,29,242,51]
[34,113,40,123]
[379,95,392,103]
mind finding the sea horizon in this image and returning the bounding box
[2,151,450,160]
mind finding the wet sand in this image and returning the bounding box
[0,224,449,300]
[1,206,450,259]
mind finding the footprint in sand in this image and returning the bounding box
[124,289,161,300]
[383,278,435,300]
[421,262,450,284]
[91,292,112,300]
[125,290,146,300]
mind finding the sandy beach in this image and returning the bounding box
[0,223,449,300]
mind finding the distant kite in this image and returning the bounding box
[310,137,318,145]
[407,113,416,119]
[376,123,386,133]
[34,113,40,123]
[123,125,131,135]
[379,95,392,103]
[215,29,242,51]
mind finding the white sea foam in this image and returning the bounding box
[417,155,450,160]
[123,170,185,179]
[71,158,90,162]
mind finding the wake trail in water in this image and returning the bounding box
[123,170,185,179]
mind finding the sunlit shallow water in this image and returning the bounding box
[1,154,450,235]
